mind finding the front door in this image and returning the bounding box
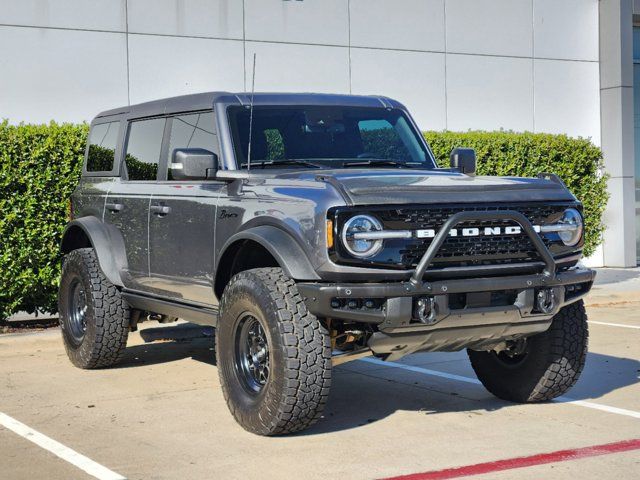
[148,111,223,306]
[105,116,166,292]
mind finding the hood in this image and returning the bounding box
[270,168,577,206]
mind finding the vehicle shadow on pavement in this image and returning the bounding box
[299,367,509,435]
[109,323,638,435]
[568,351,640,401]
[115,324,217,368]
[300,350,640,435]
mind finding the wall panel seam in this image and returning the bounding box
[0,19,600,65]
[125,0,131,105]
[0,23,124,34]
[531,0,535,132]
[348,0,352,94]
[243,0,246,91]
[443,0,448,130]
[600,85,634,90]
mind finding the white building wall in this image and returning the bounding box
[0,0,600,140]
[2,0,621,265]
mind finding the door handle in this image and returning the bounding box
[150,204,171,216]
[106,202,124,212]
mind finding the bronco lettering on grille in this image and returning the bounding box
[415,225,542,238]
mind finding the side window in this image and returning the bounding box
[125,118,166,181]
[86,121,118,172]
[167,111,217,180]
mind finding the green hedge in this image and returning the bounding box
[424,130,607,258]
[0,121,88,320]
[0,123,607,320]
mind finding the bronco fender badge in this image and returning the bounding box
[219,209,238,219]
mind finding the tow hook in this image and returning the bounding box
[536,288,557,314]
[414,296,437,325]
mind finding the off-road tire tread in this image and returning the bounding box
[468,300,588,402]
[59,248,129,369]
[217,267,332,435]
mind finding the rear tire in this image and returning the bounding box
[468,300,588,402]
[58,248,129,369]
[216,267,332,435]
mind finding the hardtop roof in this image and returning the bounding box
[94,92,404,120]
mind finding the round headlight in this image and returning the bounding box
[341,215,384,258]
[558,208,583,246]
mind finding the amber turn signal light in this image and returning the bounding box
[326,219,334,249]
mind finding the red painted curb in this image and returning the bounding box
[382,438,640,480]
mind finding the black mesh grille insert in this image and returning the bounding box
[376,204,568,268]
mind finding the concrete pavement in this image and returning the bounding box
[0,276,638,480]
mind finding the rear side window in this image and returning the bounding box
[86,121,118,172]
[166,112,217,180]
[125,118,166,181]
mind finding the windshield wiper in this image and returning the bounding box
[341,159,421,169]
[243,159,323,169]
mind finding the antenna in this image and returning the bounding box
[247,53,257,171]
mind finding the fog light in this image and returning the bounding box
[415,297,437,325]
[347,300,358,309]
[536,288,557,314]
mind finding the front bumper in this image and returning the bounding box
[298,210,595,359]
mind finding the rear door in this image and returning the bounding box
[105,116,166,292]
[147,111,222,306]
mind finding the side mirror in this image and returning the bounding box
[450,148,477,176]
[170,148,218,180]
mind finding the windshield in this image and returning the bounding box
[227,105,436,169]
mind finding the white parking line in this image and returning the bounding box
[0,411,126,480]
[360,357,640,420]
[361,357,481,385]
[554,398,640,419]
[589,321,640,330]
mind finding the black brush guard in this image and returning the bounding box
[409,210,556,283]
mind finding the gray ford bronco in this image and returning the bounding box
[59,92,594,435]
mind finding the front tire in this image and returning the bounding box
[58,248,129,369]
[468,300,588,402]
[216,267,332,435]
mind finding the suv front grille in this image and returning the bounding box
[399,224,546,267]
[377,204,567,268]
[331,203,581,271]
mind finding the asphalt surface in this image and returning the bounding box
[0,271,638,480]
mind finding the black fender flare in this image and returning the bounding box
[60,217,127,287]
[217,225,320,282]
